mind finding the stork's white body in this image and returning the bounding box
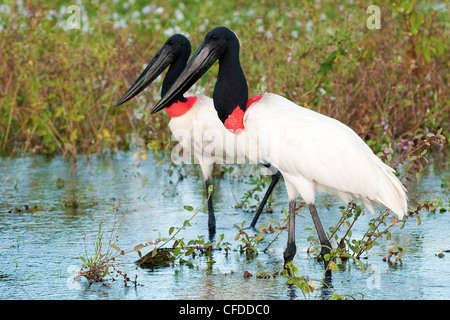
[236,93,407,218]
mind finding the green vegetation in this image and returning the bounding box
[0,0,448,159]
[1,0,448,299]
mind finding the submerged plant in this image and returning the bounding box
[62,184,94,209]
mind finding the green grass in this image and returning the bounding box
[0,0,448,159]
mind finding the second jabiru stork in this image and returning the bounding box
[115,34,281,236]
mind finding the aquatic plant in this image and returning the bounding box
[77,184,214,285]
[233,221,260,257]
[78,206,138,286]
[235,173,275,213]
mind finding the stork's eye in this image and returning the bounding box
[168,40,174,45]
[211,35,218,40]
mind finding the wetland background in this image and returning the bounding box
[0,0,449,300]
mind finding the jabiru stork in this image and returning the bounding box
[115,34,281,236]
[150,27,408,269]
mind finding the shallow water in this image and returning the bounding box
[0,152,448,300]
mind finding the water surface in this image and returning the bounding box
[0,152,448,300]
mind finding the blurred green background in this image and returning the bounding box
[0,0,448,159]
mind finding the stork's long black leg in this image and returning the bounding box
[205,178,215,238]
[283,200,297,267]
[250,170,281,228]
[308,204,332,271]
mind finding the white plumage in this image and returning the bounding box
[241,93,407,218]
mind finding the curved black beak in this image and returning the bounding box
[150,41,220,114]
[115,45,175,107]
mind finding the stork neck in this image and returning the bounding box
[162,50,189,104]
[213,43,248,134]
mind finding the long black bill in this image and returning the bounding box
[115,45,175,107]
[150,41,219,114]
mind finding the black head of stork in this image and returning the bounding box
[150,27,248,126]
[115,34,192,107]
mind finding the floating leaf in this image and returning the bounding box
[183,205,193,211]
[134,244,145,251]
[416,215,422,226]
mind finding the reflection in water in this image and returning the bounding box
[0,152,448,300]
